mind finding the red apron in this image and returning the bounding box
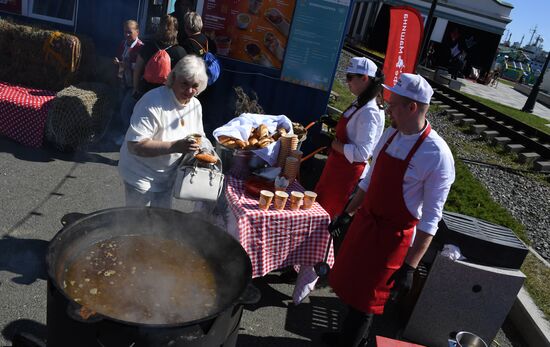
[315,105,366,218]
[329,124,431,314]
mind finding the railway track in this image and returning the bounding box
[342,43,550,172]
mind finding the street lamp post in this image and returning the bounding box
[522,50,550,113]
[416,0,438,71]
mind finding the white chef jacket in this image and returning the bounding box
[119,86,205,192]
[341,98,385,178]
[359,122,455,235]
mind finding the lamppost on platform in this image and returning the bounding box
[522,50,550,113]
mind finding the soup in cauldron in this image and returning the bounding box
[62,235,218,324]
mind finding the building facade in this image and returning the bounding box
[347,0,513,75]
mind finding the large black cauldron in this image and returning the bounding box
[44,207,258,347]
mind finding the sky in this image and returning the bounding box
[505,0,550,50]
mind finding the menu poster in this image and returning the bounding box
[202,0,296,70]
[281,0,350,91]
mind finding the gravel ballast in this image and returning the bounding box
[428,113,550,261]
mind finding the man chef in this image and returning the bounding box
[325,73,456,346]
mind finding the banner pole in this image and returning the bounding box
[416,0,438,72]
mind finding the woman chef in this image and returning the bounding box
[315,57,385,219]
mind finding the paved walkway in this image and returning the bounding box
[456,78,550,122]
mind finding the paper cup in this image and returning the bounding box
[289,191,304,211]
[273,191,289,210]
[189,133,202,145]
[258,190,274,210]
[303,191,317,209]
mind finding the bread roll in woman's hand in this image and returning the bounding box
[195,151,218,164]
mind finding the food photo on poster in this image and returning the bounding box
[201,0,296,69]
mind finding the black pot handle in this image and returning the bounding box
[237,283,261,305]
[66,302,104,324]
[61,212,87,227]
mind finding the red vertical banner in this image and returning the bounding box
[382,6,424,101]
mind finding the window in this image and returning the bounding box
[27,0,77,25]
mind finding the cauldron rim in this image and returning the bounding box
[46,206,253,328]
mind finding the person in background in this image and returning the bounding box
[180,12,217,56]
[132,15,187,99]
[314,57,385,219]
[114,20,144,143]
[170,0,197,44]
[118,55,209,208]
[490,68,500,88]
[325,74,455,347]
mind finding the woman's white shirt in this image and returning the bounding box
[118,86,205,192]
[342,98,385,178]
[358,123,455,235]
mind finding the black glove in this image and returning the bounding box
[328,213,353,238]
[386,262,416,302]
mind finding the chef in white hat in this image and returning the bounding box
[325,73,455,347]
[315,57,385,219]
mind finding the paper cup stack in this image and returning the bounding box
[276,134,299,169]
[283,156,300,183]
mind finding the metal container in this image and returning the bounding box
[215,142,266,179]
[43,208,260,347]
[456,331,488,347]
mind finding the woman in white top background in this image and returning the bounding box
[315,57,385,219]
[118,55,209,208]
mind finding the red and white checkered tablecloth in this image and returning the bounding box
[0,82,56,148]
[225,175,335,278]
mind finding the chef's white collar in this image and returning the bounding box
[399,120,430,139]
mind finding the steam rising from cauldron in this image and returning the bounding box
[59,209,245,325]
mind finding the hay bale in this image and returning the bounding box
[0,19,96,91]
[0,20,15,60]
[45,83,115,150]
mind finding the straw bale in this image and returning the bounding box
[45,82,115,150]
[0,19,96,91]
[0,20,15,59]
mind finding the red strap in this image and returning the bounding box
[381,123,432,162]
[382,130,400,152]
[405,123,431,162]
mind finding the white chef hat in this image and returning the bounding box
[382,73,434,104]
[346,57,377,77]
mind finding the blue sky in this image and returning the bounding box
[505,0,549,50]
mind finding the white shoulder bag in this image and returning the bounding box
[173,155,224,202]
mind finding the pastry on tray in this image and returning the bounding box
[264,32,285,61]
[264,8,290,37]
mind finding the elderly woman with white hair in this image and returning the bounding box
[118,55,209,208]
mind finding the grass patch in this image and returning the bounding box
[498,78,516,87]
[330,79,355,112]
[462,92,550,136]
[521,253,550,319]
